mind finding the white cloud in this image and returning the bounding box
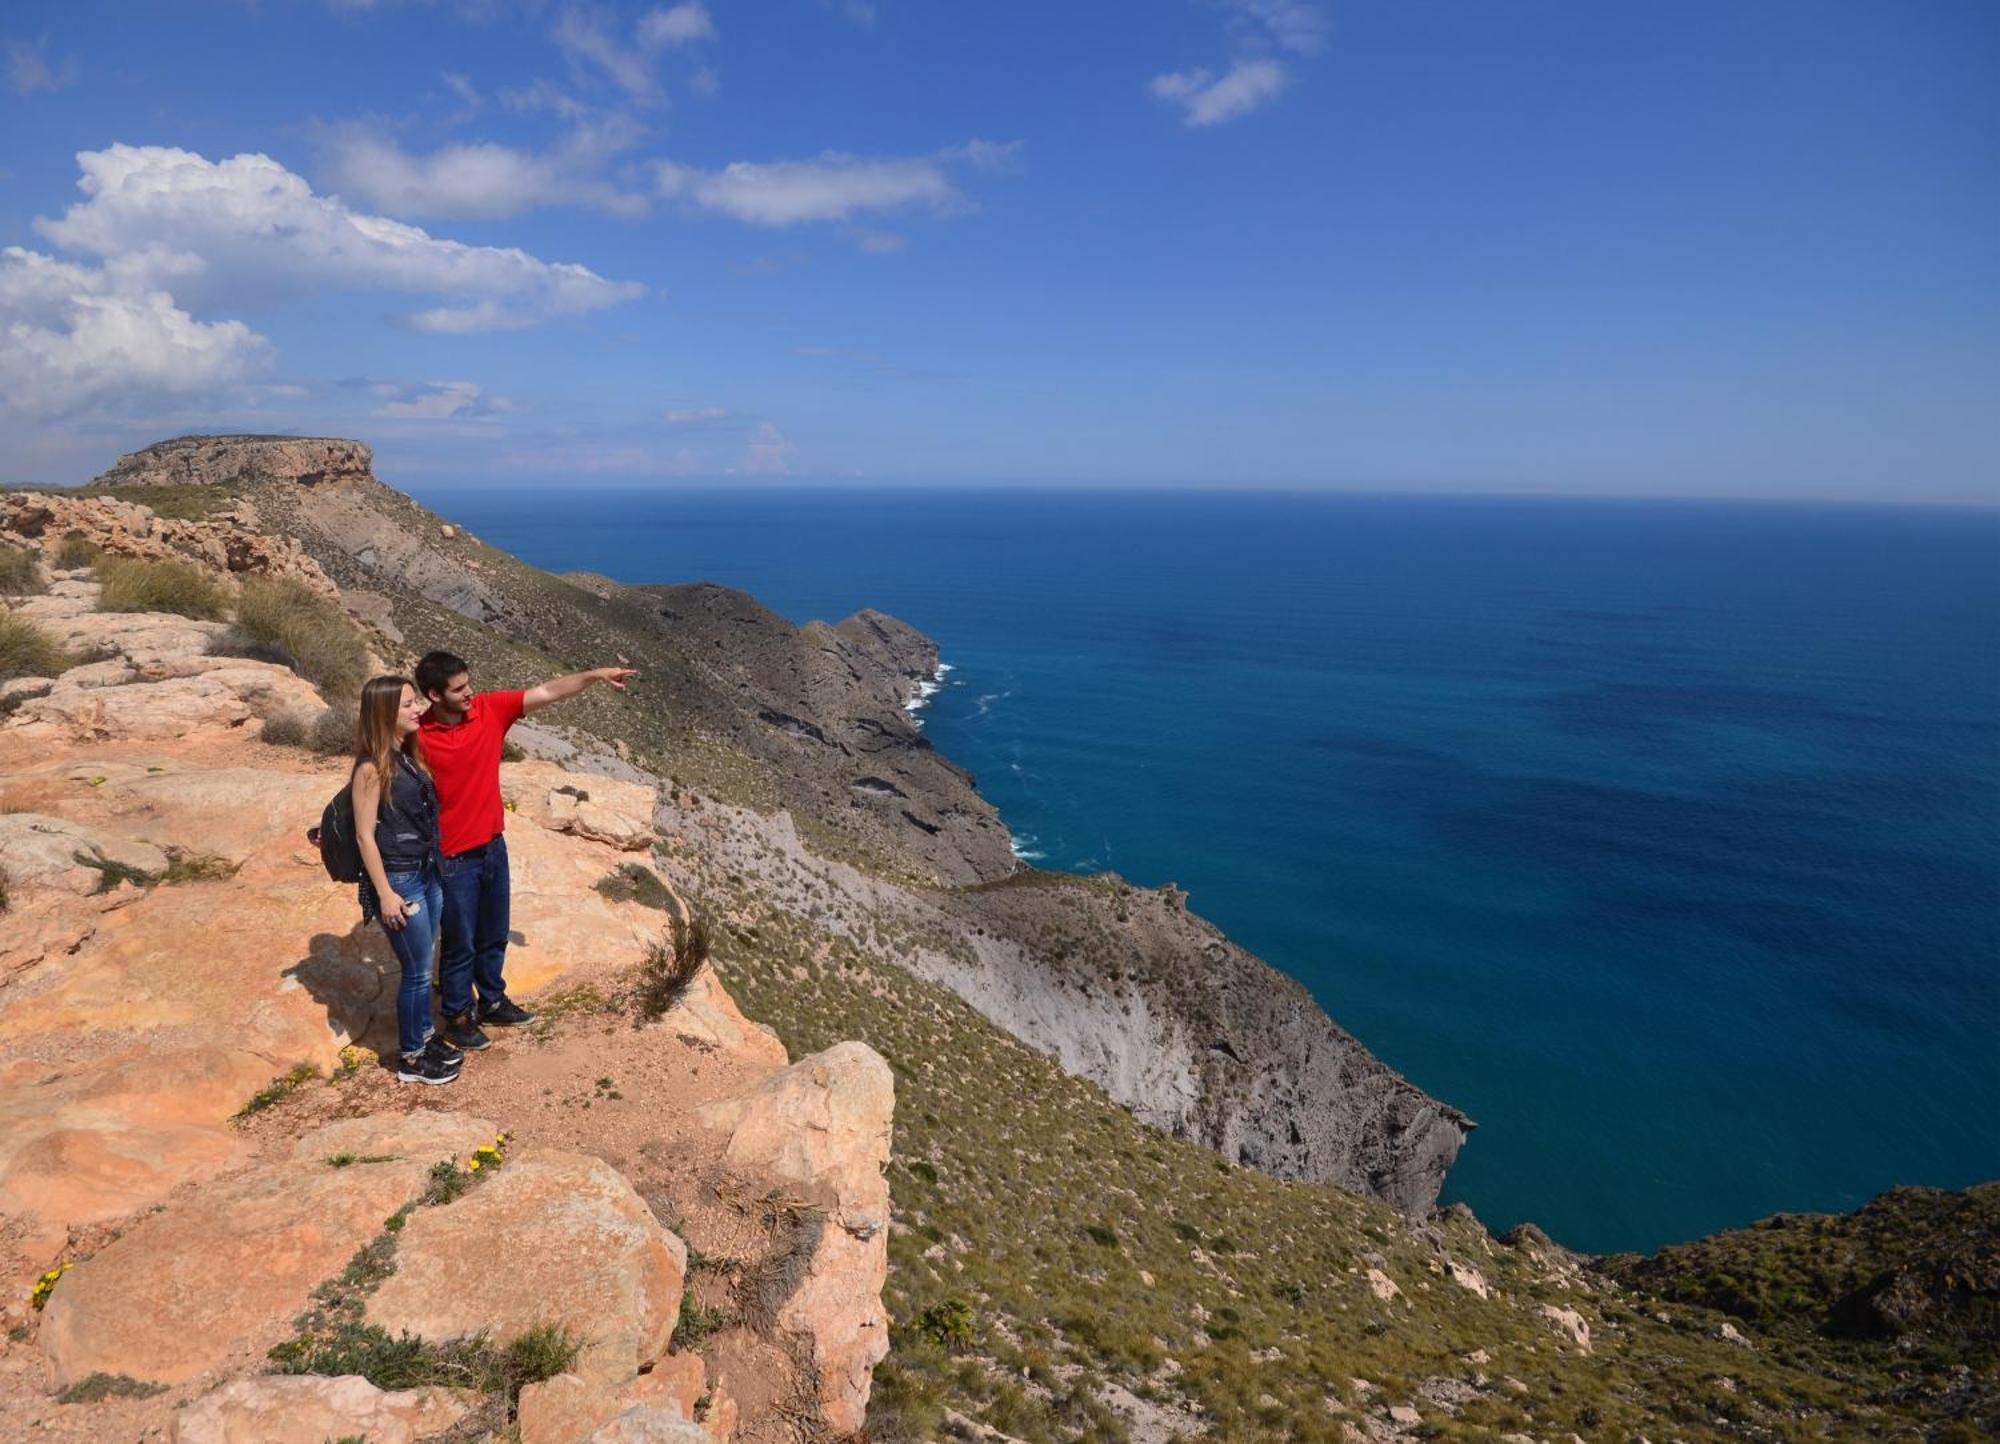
[321,122,650,220]
[554,5,669,102]
[373,379,513,420]
[1225,0,1327,55]
[1151,58,1288,127]
[548,3,714,106]
[655,140,1016,226]
[6,37,76,96]
[665,405,729,423]
[638,3,715,48]
[739,421,795,476]
[502,79,591,121]
[36,144,645,332]
[0,246,268,420]
[441,70,484,121]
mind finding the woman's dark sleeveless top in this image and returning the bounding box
[372,752,441,872]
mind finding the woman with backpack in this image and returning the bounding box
[352,674,463,1085]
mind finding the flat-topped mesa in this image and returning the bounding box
[93,435,376,490]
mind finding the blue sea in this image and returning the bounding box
[422,486,2000,1254]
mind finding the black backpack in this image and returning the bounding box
[309,773,364,884]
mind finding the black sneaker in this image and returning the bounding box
[422,1035,464,1069]
[442,1012,491,1051]
[397,1051,460,1086]
[478,997,536,1027]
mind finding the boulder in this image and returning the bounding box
[8,663,324,743]
[173,1374,479,1444]
[520,1371,623,1444]
[367,1150,686,1386]
[40,1114,499,1387]
[504,760,659,852]
[1366,1268,1401,1302]
[1539,1303,1593,1354]
[1444,1259,1489,1299]
[699,1043,894,1434]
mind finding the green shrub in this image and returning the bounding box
[0,546,46,596]
[53,532,98,569]
[636,914,711,1021]
[56,1373,166,1405]
[95,556,230,620]
[262,706,355,756]
[0,609,68,682]
[917,1297,976,1352]
[230,576,369,699]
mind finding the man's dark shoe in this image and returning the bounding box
[442,1012,491,1051]
[422,1035,464,1069]
[478,997,536,1027]
[397,1051,460,1086]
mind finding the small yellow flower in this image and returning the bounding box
[468,1158,482,1171]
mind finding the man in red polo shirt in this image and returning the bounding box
[415,649,637,1052]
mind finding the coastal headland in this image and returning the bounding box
[0,436,1990,1442]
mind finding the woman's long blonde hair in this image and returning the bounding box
[356,675,428,811]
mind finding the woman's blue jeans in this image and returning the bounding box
[381,868,444,1059]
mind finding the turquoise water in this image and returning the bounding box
[425,487,2000,1252]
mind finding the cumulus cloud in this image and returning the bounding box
[655,140,1017,226]
[1151,59,1288,127]
[36,144,645,332]
[1224,0,1327,55]
[6,37,76,96]
[321,121,650,220]
[373,379,513,420]
[0,246,268,419]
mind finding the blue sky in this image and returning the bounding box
[2,1,1994,498]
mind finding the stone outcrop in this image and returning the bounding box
[701,1042,894,1434]
[172,1375,480,1444]
[92,435,377,491]
[0,490,337,596]
[40,1115,500,1387]
[367,1150,688,1386]
[506,758,659,852]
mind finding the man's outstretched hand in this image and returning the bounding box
[594,666,638,691]
[523,666,641,715]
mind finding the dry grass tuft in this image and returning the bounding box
[96,556,230,620]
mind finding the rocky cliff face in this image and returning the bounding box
[92,435,377,490]
[0,527,897,1438]
[21,436,1472,1213]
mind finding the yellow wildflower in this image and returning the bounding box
[468,1158,482,1171]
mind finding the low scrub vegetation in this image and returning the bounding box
[261,706,356,756]
[228,576,369,698]
[635,913,710,1021]
[0,609,68,683]
[53,532,98,569]
[0,546,46,596]
[595,861,675,910]
[95,556,230,620]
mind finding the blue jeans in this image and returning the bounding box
[381,869,443,1059]
[440,836,511,1019]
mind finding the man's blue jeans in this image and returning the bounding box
[381,868,444,1059]
[440,836,511,1020]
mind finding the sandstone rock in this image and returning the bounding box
[585,1407,709,1443]
[9,663,324,742]
[0,812,169,896]
[1,486,336,596]
[504,760,659,852]
[367,1150,686,1386]
[94,435,376,492]
[1388,1403,1423,1425]
[0,676,52,707]
[1366,1267,1401,1302]
[1539,1303,1593,1354]
[0,1048,257,1234]
[1714,1320,1753,1348]
[1445,1259,1490,1298]
[292,1111,501,1166]
[520,1371,623,1444]
[39,1124,490,1386]
[173,1374,479,1444]
[700,1043,893,1433]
